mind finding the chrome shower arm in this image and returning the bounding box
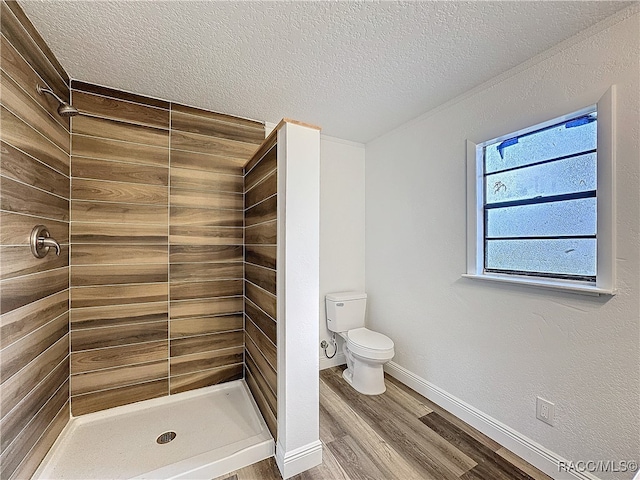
[36,83,79,117]
[36,84,66,104]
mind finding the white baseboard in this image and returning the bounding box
[319,352,346,370]
[384,361,600,480]
[275,440,323,479]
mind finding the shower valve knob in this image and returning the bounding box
[30,225,61,258]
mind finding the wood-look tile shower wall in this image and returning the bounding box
[0,1,71,478]
[69,81,264,415]
[243,137,278,438]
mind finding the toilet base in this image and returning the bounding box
[342,367,354,385]
[342,363,386,395]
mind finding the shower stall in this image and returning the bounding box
[0,2,320,478]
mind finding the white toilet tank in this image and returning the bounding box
[326,291,367,333]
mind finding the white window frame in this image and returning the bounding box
[463,86,616,296]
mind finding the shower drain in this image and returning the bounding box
[156,431,177,444]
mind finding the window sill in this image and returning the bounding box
[461,273,616,296]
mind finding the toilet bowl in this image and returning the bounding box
[325,292,394,395]
[340,328,394,395]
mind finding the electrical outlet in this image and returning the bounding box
[536,396,555,426]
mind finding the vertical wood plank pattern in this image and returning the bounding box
[0,35,69,131]
[71,91,169,129]
[243,135,278,438]
[169,363,243,395]
[0,1,68,98]
[169,104,263,394]
[10,399,69,480]
[0,290,69,348]
[0,2,70,477]
[2,16,276,478]
[0,70,69,152]
[0,359,68,451]
[0,106,69,175]
[71,379,168,416]
[0,335,67,416]
[69,80,264,413]
[68,82,169,415]
[1,141,69,197]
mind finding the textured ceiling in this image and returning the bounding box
[19,1,631,143]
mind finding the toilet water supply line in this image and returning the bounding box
[321,333,338,359]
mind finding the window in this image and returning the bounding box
[465,87,616,295]
[484,110,597,281]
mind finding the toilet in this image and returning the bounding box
[325,292,394,395]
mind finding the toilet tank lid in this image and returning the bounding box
[326,291,367,302]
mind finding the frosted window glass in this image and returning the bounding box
[485,118,596,174]
[485,153,596,205]
[486,198,596,238]
[486,239,596,277]
[482,109,597,280]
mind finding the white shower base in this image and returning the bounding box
[35,380,274,479]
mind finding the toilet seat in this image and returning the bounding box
[347,328,394,360]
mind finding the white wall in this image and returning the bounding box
[276,122,322,478]
[319,136,366,368]
[365,8,639,478]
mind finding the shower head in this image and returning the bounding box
[36,84,79,117]
[57,102,79,117]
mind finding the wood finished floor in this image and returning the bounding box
[218,366,552,480]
